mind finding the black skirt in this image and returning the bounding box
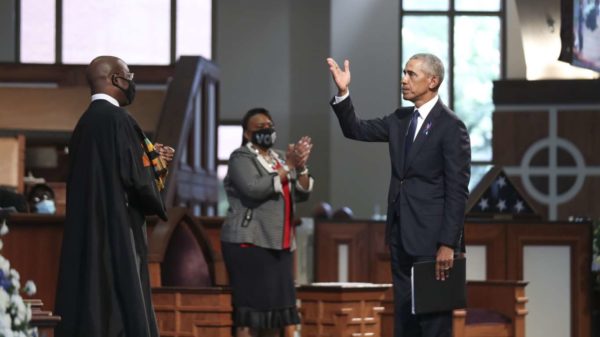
[221,242,300,328]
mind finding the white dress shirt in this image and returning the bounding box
[91,93,120,107]
[411,95,439,141]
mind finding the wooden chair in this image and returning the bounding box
[332,206,354,219]
[312,201,333,219]
[453,280,528,337]
[148,208,232,337]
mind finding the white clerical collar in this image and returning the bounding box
[91,93,120,107]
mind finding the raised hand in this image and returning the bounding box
[326,58,351,96]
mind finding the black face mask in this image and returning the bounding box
[113,76,136,106]
[252,128,277,149]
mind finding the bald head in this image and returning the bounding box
[86,56,128,92]
[86,56,136,106]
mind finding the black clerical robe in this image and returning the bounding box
[55,99,168,337]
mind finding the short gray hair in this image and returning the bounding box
[409,53,445,85]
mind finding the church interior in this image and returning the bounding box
[0,0,599,336]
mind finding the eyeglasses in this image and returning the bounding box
[115,72,134,80]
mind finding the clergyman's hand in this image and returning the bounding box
[154,143,175,163]
[326,58,351,97]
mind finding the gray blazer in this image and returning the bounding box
[220,144,314,250]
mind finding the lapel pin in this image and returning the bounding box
[424,122,433,136]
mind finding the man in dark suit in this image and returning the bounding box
[327,53,471,337]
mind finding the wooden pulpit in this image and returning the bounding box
[27,299,61,337]
[297,283,390,337]
[148,208,232,337]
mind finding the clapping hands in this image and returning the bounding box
[286,136,313,170]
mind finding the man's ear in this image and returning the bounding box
[428,76,440,90]
[110,74,118,86]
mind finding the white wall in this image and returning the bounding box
[329,0,399,217]
[216,0,292,145]
[289,0,332,215]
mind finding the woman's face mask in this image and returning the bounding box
[251,127,277,149]
[35,199,56,214]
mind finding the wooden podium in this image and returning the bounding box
[297,283,391,337]
[152,287,232,337]
[27,299,61,337]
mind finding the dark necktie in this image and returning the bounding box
[404,109,420,158]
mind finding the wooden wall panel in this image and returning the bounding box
[493,80,600,221]
[492,105,600,221]
[557,110,600,165]
[506,222,592,337]
[3,214,64,311]
[314,220,592,337]
[314,220,370,282]
[368,222,391,284]
[0,87,164,132]
[492,110,549,165]
[493,80,600,105]
[0,64,174,86]
[464,222,507,279]
[0,134,25,193]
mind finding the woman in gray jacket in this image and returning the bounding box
[221,108,314,337]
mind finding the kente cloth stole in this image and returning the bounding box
[141,138,168,191]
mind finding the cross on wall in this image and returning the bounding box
[498,106,600,220]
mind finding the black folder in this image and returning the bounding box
[411,257,466,314]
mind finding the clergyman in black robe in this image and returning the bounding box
[55,56,174,337]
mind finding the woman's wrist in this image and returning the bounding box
[278,167,289,178]
[297,166,309,176]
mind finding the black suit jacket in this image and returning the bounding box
[331,96,470,256]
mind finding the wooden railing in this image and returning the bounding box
[154,56,220,215]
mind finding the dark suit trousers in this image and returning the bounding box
[389,219,452,337]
